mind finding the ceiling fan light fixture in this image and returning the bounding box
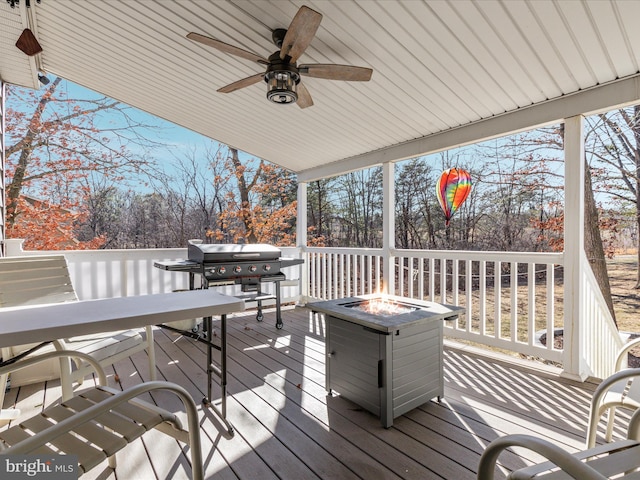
[266,70,299,105]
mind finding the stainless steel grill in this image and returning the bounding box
[155,242,303,329]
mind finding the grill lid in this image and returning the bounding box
[188,243,282,263]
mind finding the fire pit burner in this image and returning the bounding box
[343,298,418,317]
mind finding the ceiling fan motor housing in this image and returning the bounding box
[265,52,300,104]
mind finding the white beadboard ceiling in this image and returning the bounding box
[2,0,640,181]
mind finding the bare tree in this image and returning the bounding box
[307,178,334,245]
[395,159,437,249]
[6,77,163,246]
[586,107,640,287]
[332,168,383,247]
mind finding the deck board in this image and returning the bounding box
[1,306,611,480]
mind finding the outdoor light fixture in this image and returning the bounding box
[38,73,49,85]
[264,52,299,105]
[265,71,298,104]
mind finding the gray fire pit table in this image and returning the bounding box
[309,294,465,428]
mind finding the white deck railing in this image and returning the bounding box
[394,249,565,363]
[579,254,624,379]
[306,247,385,299]
[5,240,621,376]
[4,242,302,303]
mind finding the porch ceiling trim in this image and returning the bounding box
[298,73,640,182]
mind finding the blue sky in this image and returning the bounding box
[14,78,263,194]
[61,79,208,148]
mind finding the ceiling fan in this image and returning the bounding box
[187,5,373,108]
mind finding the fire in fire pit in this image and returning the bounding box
[344,296,418,317]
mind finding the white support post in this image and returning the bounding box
[562,115,587,381]
[297,181,309,302]
[1,80,5,257]
[382,162,395,294]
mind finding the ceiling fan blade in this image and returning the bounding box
[217,73,265,93]
[299,64,373,82]
[297,82,313,109]
[187,32,269,65]
[280,6,322,62]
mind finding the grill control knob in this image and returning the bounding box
[263,264,271,272]
[249,265,257,273]
[233,265,242,274]
[218,266,226,275]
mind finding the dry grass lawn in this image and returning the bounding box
[608,255,640,333]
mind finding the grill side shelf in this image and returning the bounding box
[154,260,200,272]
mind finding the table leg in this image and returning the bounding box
[203,314,234,435]
[221,314,227,419]
[275,281,283,329]
[205,316,212,404]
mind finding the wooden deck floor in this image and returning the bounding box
[3,306,610,480]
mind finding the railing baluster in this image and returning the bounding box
[495,261,502,340]
[428,258,435,302]
[399,256,405,297]
[546,263,554,351]
[352,254,357,296]
[479,260,486,336]
[339,254,345,298]
[408,257,414,299]
[465,259,472,333]
[360,254,365,296]
[452,259,459,306]
[440,259,447,304]
[312,253,316,299]
[511,261,518,344]
[332,253,338,299]
[316,253,321,299]
[452,259,459,330]
[322,253,328,300]
[528,263,535,346]
[346,253,351,297]
[418,258,424,301]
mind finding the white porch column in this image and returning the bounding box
[382,162,395,294]
[1,80,5,257]
[562,115,587,380]
[297,181,309,301]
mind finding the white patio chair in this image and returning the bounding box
[0,350,204,479]
[0,255,156,423]
[586,338,640,448]
[478,389,640,479]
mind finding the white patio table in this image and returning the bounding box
[0,289,245,433]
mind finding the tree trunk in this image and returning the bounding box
[584,164,617,327]
[230,147,259,243]
[636,129,640,288]
[6,77,62,226]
